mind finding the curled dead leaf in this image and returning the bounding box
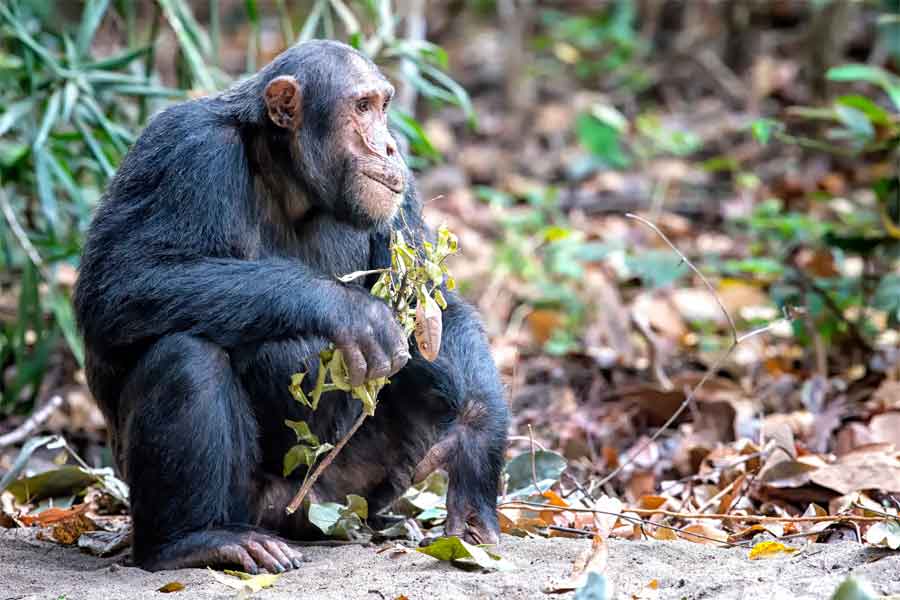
[415,299,442,362]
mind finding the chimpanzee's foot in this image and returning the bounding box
[140,529,304,573]
[414,431,501,546]
[444,494,500,545]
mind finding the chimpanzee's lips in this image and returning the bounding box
[363,169,405,194]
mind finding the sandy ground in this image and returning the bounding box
[1,530,898,600]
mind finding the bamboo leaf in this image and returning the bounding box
[77,0,112,57]
[0,98,36,137]
[157,0,216,91]
[34,90,62,149]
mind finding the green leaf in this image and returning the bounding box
[6,466,98,503]
[503,450,567,497]
[835,95,891,125]
[157,0,217,91]
[289,372,310,407]
[575,113,630,168]
[77,0,111,57]
[0,98,35,137]
[47,287,84,367]
[0,436,56,492]
[417,536,515,572]
[751,118,778,145]
[33,147,59,233]
[830,577,879,600]
[284,419,319,446]
[308,502,343,532]
[283,444,314,477]
[73,115,114,178]
[83,45,151,70]
[34,89,62,149]
[308,495,368,539]
[827,63,900,111]
[833,104,874,140]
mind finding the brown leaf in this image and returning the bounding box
[678,523,729,545]
[37,511,96,545]
[810,451,900,494]
[414,300,442,362]
[158,582,185,593]
[19,504,89,527]
[870,412,900,447]
[544,535,608,593]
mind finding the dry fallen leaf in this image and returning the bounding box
[158,582,185,593]
[544,534,608,594]
[748,541,797,560]
[19,504,89,527]
[678,523,729,545]
[810,451,900,494]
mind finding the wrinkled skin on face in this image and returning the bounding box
[264,53,406,230]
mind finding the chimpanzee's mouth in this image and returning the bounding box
[363,170,404,194]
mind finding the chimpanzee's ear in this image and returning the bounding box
[264,75,302,130]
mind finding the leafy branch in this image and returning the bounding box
[284,226,459,515]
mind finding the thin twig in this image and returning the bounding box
[694,476,740,514]
[595,214,787,488]
[0,394,64,448]
[286,410,367,515]
[499,501,883,524]
[528,424,541,496]
[851,503,899,520]
[626,213,737,344]
[0,184,47,274]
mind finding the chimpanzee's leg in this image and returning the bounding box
[390,297,509,544]
[118,333,303,572]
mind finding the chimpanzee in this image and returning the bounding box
[73,40,508,573]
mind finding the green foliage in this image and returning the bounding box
[417,536,516,571]
[503,449,567,498]
[289,227,458,421]
[535,0,648,91]
[0,1,183,412]
[308,494,369,539]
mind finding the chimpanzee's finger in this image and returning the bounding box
[360,335,392,381]
[261,538,294,572]
[382,322,410,376]
[338,343,367,388]
[244,540,284,574]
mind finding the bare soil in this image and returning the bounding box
[1,529,898,600]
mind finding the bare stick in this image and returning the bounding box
[626,213,738,344]
[594,214,788,488]
[528,424,541,496]
[286,410,367,515]
[499,501,884,524]
[0,394,64,448]
[0,185,47,273]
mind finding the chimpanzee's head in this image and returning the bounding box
[256,40,406,230]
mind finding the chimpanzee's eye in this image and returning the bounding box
[356,99,370,113]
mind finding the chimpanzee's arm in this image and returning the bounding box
[76,256,370,350]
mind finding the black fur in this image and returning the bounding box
[74,40,508,571]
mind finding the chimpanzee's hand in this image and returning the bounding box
[332,290,410,387]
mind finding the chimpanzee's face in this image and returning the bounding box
[263,48,407,230]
